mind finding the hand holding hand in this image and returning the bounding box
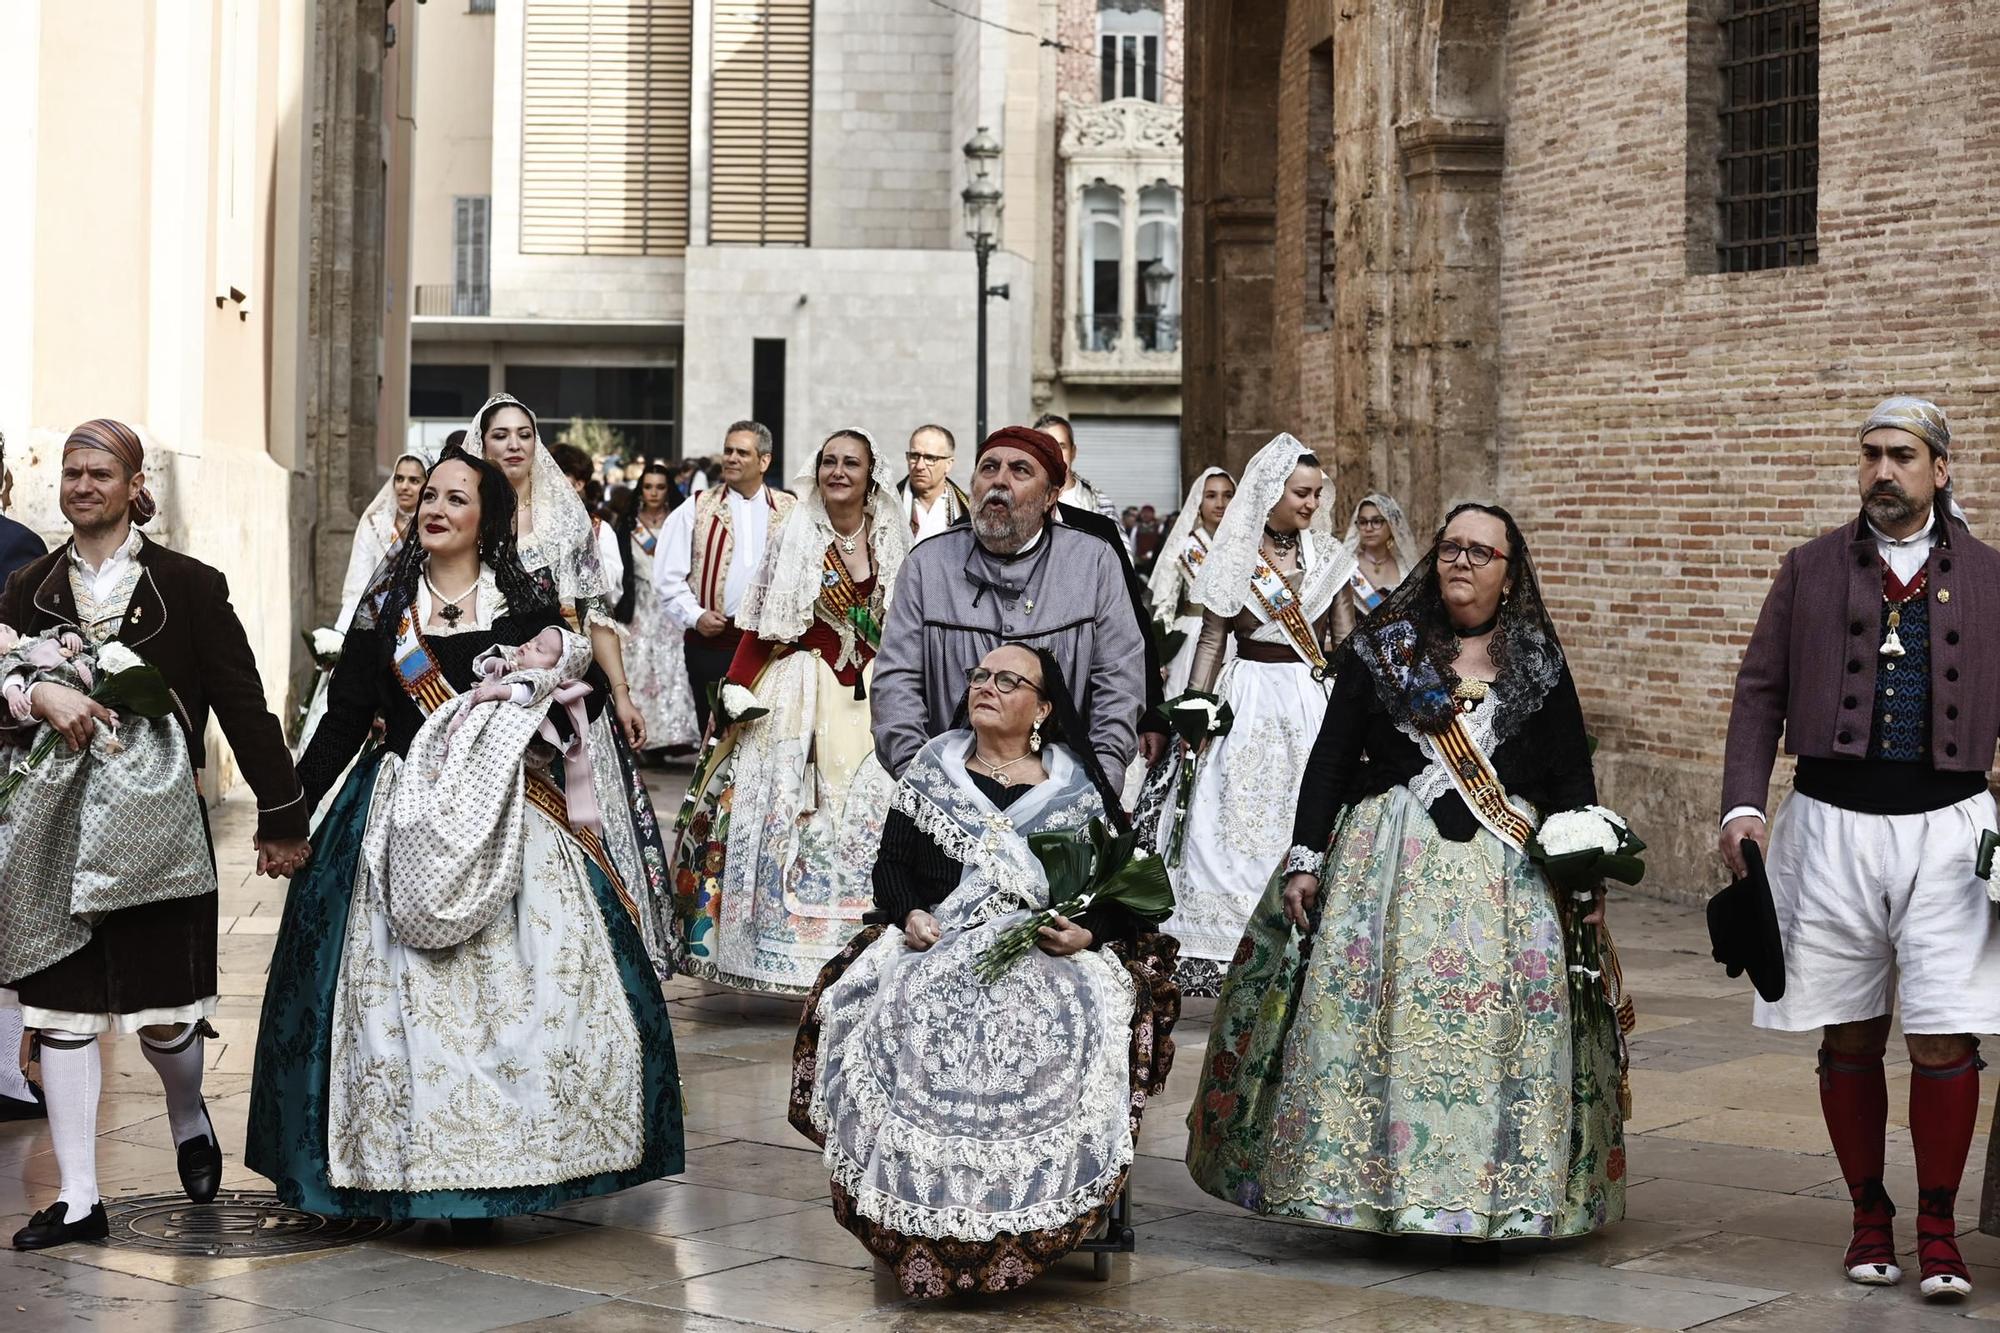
[30,684,115,752]
[1282,872,1320,931]
[903,909,942,952]
[1719,814,1767,878]
[1036,912,1094,957]
[255,836,311,879]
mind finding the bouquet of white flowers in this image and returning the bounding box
[301,626,345,671]
[1528,804,1644,1055]
[672,684,772,838]
[1159,688,1233,866]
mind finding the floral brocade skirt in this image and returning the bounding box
[1186,787,1625,1240]
[788,926,1183,1297]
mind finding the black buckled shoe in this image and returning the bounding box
[11,1201,108,1250]
[176,1103,223,1205]
[0,1079,45,1122]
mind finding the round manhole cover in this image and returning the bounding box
[103,1190,406,1257]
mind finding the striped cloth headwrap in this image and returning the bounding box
[63,419,157,525]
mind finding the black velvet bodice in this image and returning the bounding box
[296,605,579,812]
[1290,644,1598,853]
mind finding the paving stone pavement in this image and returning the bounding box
[4,770,1997,1331]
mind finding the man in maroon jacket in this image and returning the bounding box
[1721,397,1999,1302]
[3,421,308,1250]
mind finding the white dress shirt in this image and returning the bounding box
[1722,508,1941,828]
[655,485,772,629]
[904,486,956,545]
[72,524,145,612]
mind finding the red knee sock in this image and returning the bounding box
[1910,1050,1981,1281]
[1819,1045,1893,1267]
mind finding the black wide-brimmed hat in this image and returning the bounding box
[1707,839,1786,1003]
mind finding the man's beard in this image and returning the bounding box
[972,486,1043,554]
[1864,484,1919,526]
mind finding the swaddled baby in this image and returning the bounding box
[0,627,93,724]
[378,624,600,950]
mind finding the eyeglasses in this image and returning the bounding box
[1356,516,1387,529]
[1437,539,1509,568]
[905,451,953,466]
[965,666,1043,695]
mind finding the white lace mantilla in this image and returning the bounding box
[807,732,1134,1241]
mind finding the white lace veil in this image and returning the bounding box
[1145,466,1233,623]
[1340,492,1420,572]
[466,392,606,603]
[1189,433,1336,617]
[736,427,908,642]
[357,443,441,553]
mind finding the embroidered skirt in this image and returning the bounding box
[1156,656,1328,995]
[788,925,1182,1297]
[245,748,684,1217]
[1186,787,1625,1239]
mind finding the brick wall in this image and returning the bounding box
[1191,0,2000,895]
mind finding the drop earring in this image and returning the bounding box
[1030,717,1043,753]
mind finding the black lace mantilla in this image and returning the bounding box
[1349,503,1566,743]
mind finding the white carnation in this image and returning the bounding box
[96,641,145,675]
[720,683,763,719]
[1537,809,1620,857]
[1171,697,1220,722]
[1584,804,1628,832]
[311,627,346,658]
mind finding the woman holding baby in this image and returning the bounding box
[245,445,683,1223]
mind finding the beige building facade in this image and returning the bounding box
[0,0,411,799]
[407,0,1183,507]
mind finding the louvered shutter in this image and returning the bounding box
[521,0,693,256]
[711,0,812,245]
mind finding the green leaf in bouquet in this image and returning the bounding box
[1092,848,1175,924]
[92,665,175,719]
[1027,824,1104,904]
[1158,628,1188,665]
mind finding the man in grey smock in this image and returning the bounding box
[871,425,1147,794]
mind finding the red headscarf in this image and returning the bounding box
[63,419,157,525]
[975,426,1067,492]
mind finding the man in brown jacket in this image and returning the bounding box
[3,420,308,1250]
[1721,397,1999,1302]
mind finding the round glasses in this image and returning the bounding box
[1356,516,1388,529]
[965,666,1043,695]
[1437,539,1509,568]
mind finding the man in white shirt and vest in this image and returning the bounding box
[655,420,798,733]
[896,423,969,544]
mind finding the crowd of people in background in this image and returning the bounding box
[1,396,1993,1311]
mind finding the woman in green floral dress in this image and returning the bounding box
[1186,503,1626,1240]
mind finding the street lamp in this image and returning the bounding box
[961,126,1008,444]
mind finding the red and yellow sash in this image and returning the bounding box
[1246,558,1328,678]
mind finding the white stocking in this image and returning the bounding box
[37,1031,101,1216]
[0,1007,30,1099]
[138,1024,210,1147]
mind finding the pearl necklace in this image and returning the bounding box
[424,572,479,627]
[831,517,865,555]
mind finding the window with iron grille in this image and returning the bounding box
[453,196,490,316]
[1715,0,1818,273]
